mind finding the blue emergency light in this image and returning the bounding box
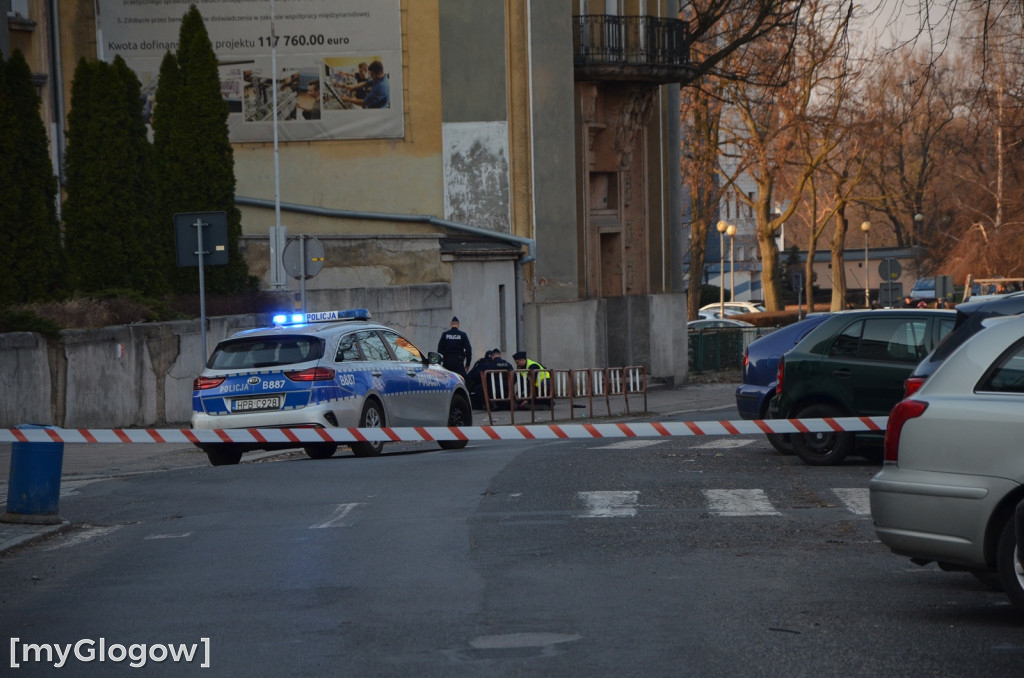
[272,309,372,326]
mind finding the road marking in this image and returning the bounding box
[309,503,363,529]
[703,489,780,516]
[144,532,192,540]
[833,488,871,515]
[576,490,639,518]
[592,440,665,450]
[42,525,123,551]
[693,439,754,450]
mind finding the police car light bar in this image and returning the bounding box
[272,309,372,326]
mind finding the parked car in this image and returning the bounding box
[735,313,832,453]
[904,291,1024,397]
[909,276,936,301]
[870,314,1024,614]
[699,301,766,317]
[768,308,955,465]
[688,318,754,331]
[191,308,472,465]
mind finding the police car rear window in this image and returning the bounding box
[208,336,324,369]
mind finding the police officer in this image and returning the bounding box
[437,316,472,378]
[512,350,552,409]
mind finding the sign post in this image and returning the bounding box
[174,211,229,364]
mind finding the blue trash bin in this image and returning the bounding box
[2,425,65,525]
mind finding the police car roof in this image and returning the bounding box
[227,309,382,340]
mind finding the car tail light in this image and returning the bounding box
[903,376,926,398]
[285,367,335,382]
[884,399,928,463]
[775,355,785,394]
[742,349,749,372]
[193,376,225,390]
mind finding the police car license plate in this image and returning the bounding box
[232,396,282,412]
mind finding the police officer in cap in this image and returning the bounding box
[437,316,472,378]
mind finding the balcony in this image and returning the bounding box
[573,15,692,83]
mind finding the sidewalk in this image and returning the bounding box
[0,381,739,554]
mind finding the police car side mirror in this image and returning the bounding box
[427,351,443,366]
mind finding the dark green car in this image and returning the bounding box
[769,309,955,465]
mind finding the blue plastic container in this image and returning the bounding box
[2,425,64,525]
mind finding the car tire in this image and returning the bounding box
[304,443,338,459]
[792,403,853,466]
[766,433,794,455]
[203,445,244,466]
[351,400,385,457]
[996,516,1024,614]
[439,394,471,450]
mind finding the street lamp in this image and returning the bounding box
[716,220,728,317]
[861,221,871,308]
[913,213,923,246]
[727,223,737,303]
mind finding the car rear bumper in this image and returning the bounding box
[869,467,1015,568]
[735,383,771,420]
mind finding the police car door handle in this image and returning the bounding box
[372,370,383,377]
[406,370,417,377]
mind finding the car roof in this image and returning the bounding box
[956,291,1024,316]
[223,309,387,342]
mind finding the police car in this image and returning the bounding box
[191,309,472,465]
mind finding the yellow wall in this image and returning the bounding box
[235,0,446,235]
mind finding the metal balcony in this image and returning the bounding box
[573,15,692,83]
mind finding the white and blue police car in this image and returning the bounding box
[191,309,472,465]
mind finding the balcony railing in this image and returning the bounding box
[573,15,691,83]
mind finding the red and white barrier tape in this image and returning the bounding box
[0,417,888,445]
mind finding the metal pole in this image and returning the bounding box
[729,233,735,302]
[719,230,725,317]
[194,219,208,365]
[299,235,307,315]
[269,0,286,289]
[864,232,870,308]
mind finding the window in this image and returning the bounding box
[978,340,1024,393]
[829,321,862,358]
[208,336,323,369]
[382,330,423,362]
[355,331,392,361]
[335,333,362,362]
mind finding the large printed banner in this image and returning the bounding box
[96,0,403,141]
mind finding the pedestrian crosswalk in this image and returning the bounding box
[575,487,870,519]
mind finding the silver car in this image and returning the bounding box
[870,314,1024,613]
[191,309,472,465]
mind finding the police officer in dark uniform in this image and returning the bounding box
[437,316,472,378]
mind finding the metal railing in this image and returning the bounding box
[481,367,647,424]
[573,15,690,68]
[688,327,776,374]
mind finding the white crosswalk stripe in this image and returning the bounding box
[703,489,779,516]
[832,488,871,516]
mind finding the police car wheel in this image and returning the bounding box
[304,443,338,460]
[351,400,385,457]
[203,445,244,466]
[439,394,471,450]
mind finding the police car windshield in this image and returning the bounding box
[208,336,324,369]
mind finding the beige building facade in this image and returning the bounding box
[6,0,691,383]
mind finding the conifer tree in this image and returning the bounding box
[155,5,251,294]
[0,50,66,306]
[63,56,161,294]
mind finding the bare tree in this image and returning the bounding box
[717,0,854,310]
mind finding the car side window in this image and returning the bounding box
[356,331,393,361]
[872,318,928,363]
[829,321,862,358]
[978,340,1024,393]
[381,330,423,362]
[335,333,362,362]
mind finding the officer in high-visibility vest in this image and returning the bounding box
[513,350,552,409]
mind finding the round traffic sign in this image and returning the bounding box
[878,258,902,281]
[282,235,325,280]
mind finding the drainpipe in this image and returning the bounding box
[234,196,536,348]
[48,0,66,220]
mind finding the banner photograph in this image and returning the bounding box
[96,0,403,141]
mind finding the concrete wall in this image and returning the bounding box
[0,287,687,429]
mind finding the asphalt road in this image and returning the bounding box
[1,393,1022,676]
